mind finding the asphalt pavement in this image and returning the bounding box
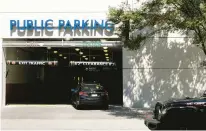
[1,105,152,131]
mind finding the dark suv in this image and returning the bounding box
[145,90,206,130]
[71,82,109,110]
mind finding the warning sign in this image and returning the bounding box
[6,60,58,66]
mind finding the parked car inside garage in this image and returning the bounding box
[71,82,109,110]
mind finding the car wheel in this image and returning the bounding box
[75,100,81,110]
[75,104,81,110]
[155,105,162,121]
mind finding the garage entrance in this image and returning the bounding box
[5,46,123,105]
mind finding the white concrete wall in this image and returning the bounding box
[0,0,123,13]
[123,35,206,108]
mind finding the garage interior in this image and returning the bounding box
[5,46,123,105]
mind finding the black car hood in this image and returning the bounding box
[163,97,206,107]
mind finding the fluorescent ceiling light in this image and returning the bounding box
[79,52,83,55]
[105,53,108,56]
[54,51,58,53]
[85,58,88,60]
[103,50,108,53]
[75,48,80,51]
[101,39,107,42]
[106,57,109,59]
[64,57,67,59]
[103,47,108,49]
[59,54,62,57]
[65,37,71,41]
[93,57,95,59]
[82,56,86,58]
[47,47,51,50]
[106,59,109,61]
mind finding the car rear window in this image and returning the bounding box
[81,84,103,91]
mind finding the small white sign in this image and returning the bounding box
[70,61,116,66]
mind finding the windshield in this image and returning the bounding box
[81,84,104,91]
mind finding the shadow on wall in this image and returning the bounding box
[123,31,206,108]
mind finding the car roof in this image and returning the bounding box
[82,81,99,83]
[81,82,102,86]
[83,83,97,85]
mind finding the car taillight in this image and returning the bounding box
[79,91,88,96]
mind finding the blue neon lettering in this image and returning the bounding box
[34,20,41,30]
[45,19,53,30]
[90,20,93,29]
[27,20,33,30]
[82,20,88,29]
[17,20,26,30]
[10,20,16,30]
[41,20,45,30]
[74,20,80,30]
[105,20,114,31]
[9,19,114,31]
[65,20,72,29]
[58,20,65,29]
[94,20,104,29]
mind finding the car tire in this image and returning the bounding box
[75,100,81,110]
[155,105,162,121]
[76,104,81,110]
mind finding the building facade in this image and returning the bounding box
[1,0,206,108]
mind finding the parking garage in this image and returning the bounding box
[4,43,123,105]
[0,13,126,106]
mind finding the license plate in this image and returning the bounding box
[91,94,98,97]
